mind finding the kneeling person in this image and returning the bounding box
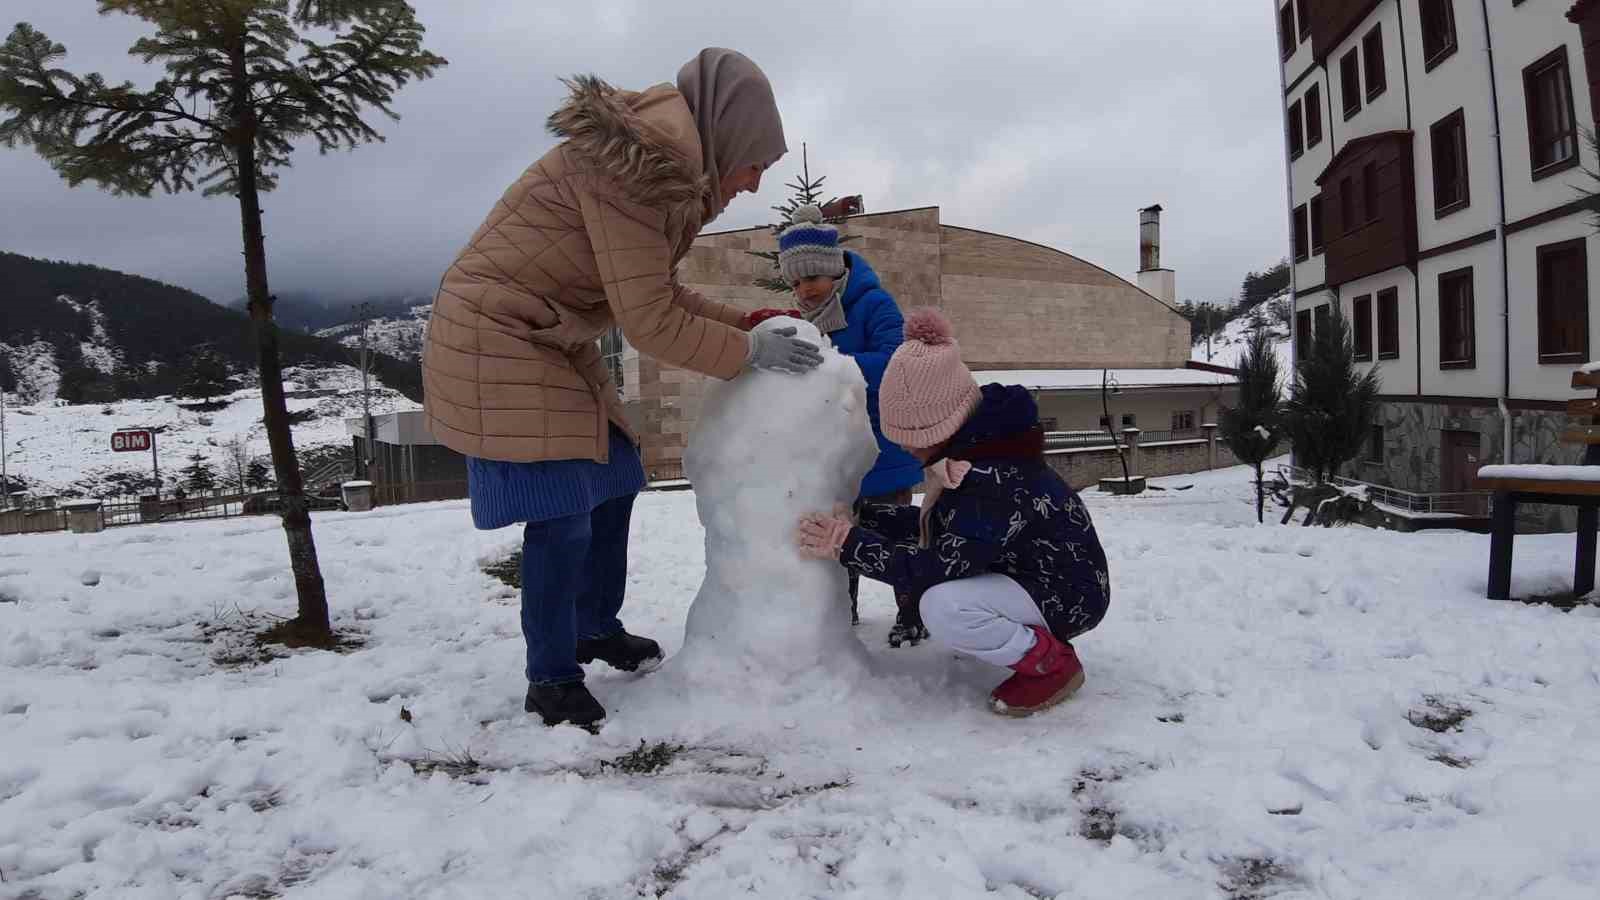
[796,309,1111,716]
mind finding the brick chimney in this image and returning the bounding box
[1135,204,1176,305]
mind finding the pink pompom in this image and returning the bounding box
[903,307,955,345]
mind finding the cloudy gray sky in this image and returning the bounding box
[1,0,1289,310]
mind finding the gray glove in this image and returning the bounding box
[746,326,823,374]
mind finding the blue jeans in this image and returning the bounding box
[520,492,636,686]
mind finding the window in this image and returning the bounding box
[1315,303,1331,338]
[1340,176,1356,234]
[1293,203,1310,261]
[1172,411,1197,433]
[1305,84,1323,148]
[1363,161,1380,223]
[1363,25,1387,100]
[1310,194,1325,253]
[1537,238,1589,363]
[1341,49,1362,119]
[1377,287,1400,359]
[1353,294,1374,361]
[1296,309,1313,359]
[1438,267,1475,369]
[1288,100,1304,160]
[1430,109,1470,217]
[1121,413,1137,428]
[1524,47,1579,179]
[1099,415,1111,429]
[1367,425,1385,463]
[1296,0,1311,41]
[600,327,626,397]
[1279,3,1297,59]
[1420,0,1458,71]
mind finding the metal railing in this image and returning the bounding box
[1044,429,1205,450]
[1280,466,1489,516]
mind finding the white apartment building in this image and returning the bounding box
[1277,0,1595,519]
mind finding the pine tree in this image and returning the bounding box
[246,458,273,490]
[747,143,857,293]
[1282,304,1381,485]
[182,348,231,399]
[1219,326,1284,523]
[181,451,217,492]
[1,2,446,646]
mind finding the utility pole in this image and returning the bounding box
[1,381,8,511]
[357,302,374,481]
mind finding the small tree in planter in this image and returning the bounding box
[1282,304,1380,512]
[1219,326,1283,523]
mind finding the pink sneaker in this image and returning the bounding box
[989,626,1085,717]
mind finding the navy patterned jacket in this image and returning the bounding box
[840,384,1111,642]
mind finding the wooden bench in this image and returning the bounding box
[1475,368,1600,601]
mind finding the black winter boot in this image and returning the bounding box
[525,682,606,729]
[576,630,664,673]
[887,603,930,648]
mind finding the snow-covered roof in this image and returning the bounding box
[1478,464,1600,483]
[972,368,1236,392]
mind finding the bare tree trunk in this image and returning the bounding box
[231,44,331,646]
[1254,461,1265,524]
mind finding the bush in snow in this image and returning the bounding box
[1219,327,1283,523]
[1283,304,1380,485]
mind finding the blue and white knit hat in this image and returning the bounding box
[777,204,845,284]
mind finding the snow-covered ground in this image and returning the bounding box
[315,305,430,362]
[1,366,419,496]
[1191,296,1292,374]
[3,462,1599,899]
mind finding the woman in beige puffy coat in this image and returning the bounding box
[422,49,818,728]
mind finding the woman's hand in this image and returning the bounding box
[746,326,823,374]
[796,512,853,560]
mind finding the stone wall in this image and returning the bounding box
[1045,435,1238,490]
[1361,398,1582,531]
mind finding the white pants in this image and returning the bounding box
[919,574,1047,668]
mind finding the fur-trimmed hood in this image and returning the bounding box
[546,75,709,208]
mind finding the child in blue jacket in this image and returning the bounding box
[745,204,928,646]
[796,308,1110,716]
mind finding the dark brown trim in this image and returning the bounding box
[1285,62,1319,96]
[1340,48,1363,120]
[1430,108,1470,219]
[1524,45,1581,182]
[1294,282,1328,298]
[1438,266,1476,371]
[1418,229,1497,262]
[1363,23,1388,102]
[1377,394,1571,412]
[1186,360,1240,376]
[1421,0,1459,73]
[1506,197,1589,236]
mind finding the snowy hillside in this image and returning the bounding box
[1190,294,1292,374]
[3,463,1599,897]
[0,365,419,497]
[316,304,431,362]
[0,295,123,405]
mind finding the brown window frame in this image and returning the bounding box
[1430,108,1470,218]
[1353,294,1374,362]
[1296,309,1313,360]
[1363,25,1388,101]
[1305,84,1323,148]
[1280,3,1297,60]
[1438,267,1476,370]
[1340,49,1363,120]
[1288,99,1305,161]
[1420,0,1459,72]
[1377,287,1400,360]
[1172,410,1197,432]
[1537,238,1589,364]
[1363,161,1380,224]
[1523,46,1580,181]
[1293,203,1310,261]
[1310,194,1325,254]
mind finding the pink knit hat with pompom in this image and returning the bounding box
[879,308,981,448]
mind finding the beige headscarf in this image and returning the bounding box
[676,48,787,224]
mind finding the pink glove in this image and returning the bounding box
[796,512,853,560]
